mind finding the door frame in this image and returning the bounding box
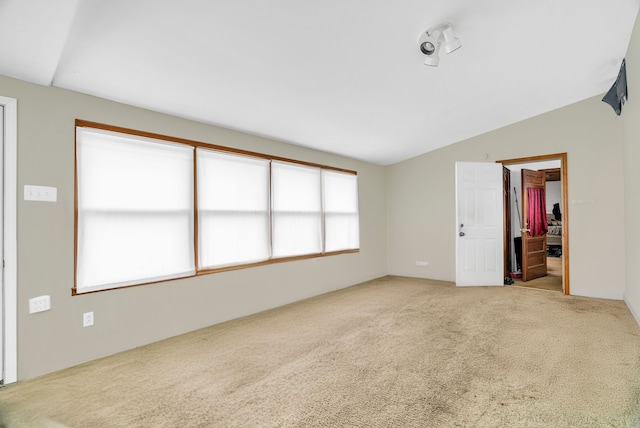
[1,96,18,383]
[497,153,569,295]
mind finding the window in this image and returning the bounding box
[271,161,322,258]
[74,121,359,294]
[323,170,360,252]
[197,149,270,269]
[75,127,195,293]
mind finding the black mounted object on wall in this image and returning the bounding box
[602,58,628,115]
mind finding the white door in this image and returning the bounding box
[0,104,4,382]
[0,96,16,384]
[455,162,504,286]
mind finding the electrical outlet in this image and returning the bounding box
[24,185,57,202]
[29,295,51,313]
[83,311,94,327]
[416,261,429,267]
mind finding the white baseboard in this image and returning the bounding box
[624,295,640,327]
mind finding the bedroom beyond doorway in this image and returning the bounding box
[498,153,569,295]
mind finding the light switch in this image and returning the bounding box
[29,295,51,313]
[24,185,57,202]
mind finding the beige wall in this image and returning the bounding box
[387,94,626,300]
[0,75,388,380]
[623,12,640,324]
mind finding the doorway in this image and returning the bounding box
[1,103,3,381]
[498,154,569,295]
[1,96,18,384]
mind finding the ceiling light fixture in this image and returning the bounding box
[418,21,461,67]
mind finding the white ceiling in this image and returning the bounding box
[1,1,638,165]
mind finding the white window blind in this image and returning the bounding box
[76,128,195,292]
[271,161,322,257]
[322,170,360,252]
[197,149,270,268]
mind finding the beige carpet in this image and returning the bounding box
[1,276,640,427]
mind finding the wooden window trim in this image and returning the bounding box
[73,120,359,295]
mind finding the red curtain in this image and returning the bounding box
[527,188,548,236]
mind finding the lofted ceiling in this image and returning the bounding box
[1,1,638,165]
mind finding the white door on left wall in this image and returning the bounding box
[0,104,4,383]
[0,96,17,384]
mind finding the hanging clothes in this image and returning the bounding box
[527,188,549,236]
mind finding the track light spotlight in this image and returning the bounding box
[418,21,461,67]
[441,24,462,54]
[418,33,441,66]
